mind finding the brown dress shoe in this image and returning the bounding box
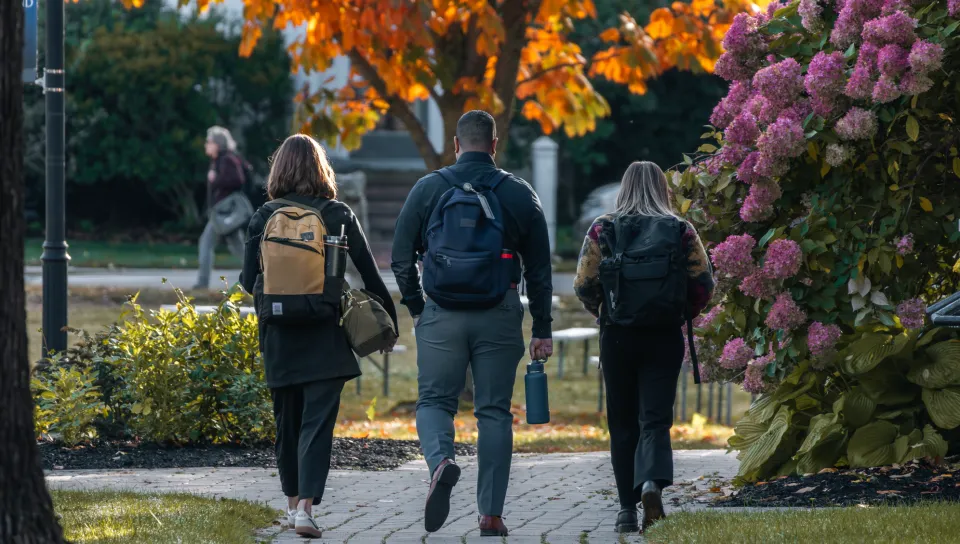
[479,515,509,537]
[424,459,460,532]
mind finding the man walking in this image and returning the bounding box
[392,110,554,536]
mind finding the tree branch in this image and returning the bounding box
[515,48,624,87]
[347,50,443,170]
[491,0,541,152]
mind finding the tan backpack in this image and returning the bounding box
[256,198,337,324]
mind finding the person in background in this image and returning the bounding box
[573,161,715,534]
[240,134,398,539]
[391,110,554,537]
[194,125,246,290]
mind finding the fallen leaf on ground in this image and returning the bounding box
[877,490,900,495]
[890,472,914,479]
[794,486,817,494]
[818,468,837,474]
[710,486,721,493]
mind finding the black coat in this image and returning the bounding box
[240,193,399,388]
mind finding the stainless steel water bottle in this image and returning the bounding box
[324,224,348,279]
[525,359,550,424]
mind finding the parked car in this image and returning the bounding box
[575,182,620,238]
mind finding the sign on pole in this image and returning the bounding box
[23,0,37,83]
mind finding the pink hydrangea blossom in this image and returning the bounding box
[740,271,777,299]
[951,0,960,18]
[719,144,752,169]
[723,13,767,55]
[758,115,806,159]
[716,54,761,82]
[741,181,783,222]
[862,11,918,48]
[877,44,909,77]
[900,71,934,95]
[825,143,854,166]
[835,107,879,140]
[698,360,717,382]
[897,298,926,329]
[805,52,847,117]
[720,337,754,370]
[743,354,774,393]
[710,80,753,129]
[737,152,764,184]
[726,112,761,146]
[695,305,725,329]
[763,239,803,279]
[908,41,944,74]
[799,0,824,32]
[808,322,842,360]
[872,75,901,103]
[832,0,884,48]
[753,59,804,111]
[711,234,757,278]
[766,292,807,330]
[896,233,914,255]
[845,64,875,99]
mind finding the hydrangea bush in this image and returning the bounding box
[672,0,960,481]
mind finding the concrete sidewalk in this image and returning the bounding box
[46,450,738,543]
[24,266,578,296]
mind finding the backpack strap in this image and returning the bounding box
[433,167,460,189]
[687,317,701,385]
[612,215,629,257]
[272,198,334,217]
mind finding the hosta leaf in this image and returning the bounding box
[841,389,877,428]
[841,333,910,375]
[743,393,781,425]
[731,418,770,451]
[903,425,948,462]
[796,427,847,475]
[921,387,960,429]
[907,340,960,389]
[737,406,795,481]
[847,420,908,467]
[797,413,839,455]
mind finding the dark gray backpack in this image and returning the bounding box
[599,215,702,383]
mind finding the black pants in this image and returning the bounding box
[272,378,346,504]
[600,324,684,509]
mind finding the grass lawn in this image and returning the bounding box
[643,503,960,543]
[51,489,276,544]
[25,238,241,269]
[27,288,747,451]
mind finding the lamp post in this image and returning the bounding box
[41,0,69,354]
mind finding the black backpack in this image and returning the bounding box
[598,214,702,383]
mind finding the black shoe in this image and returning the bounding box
[615,508,639,533]
[640,481,665,533]
[424,459,460,532]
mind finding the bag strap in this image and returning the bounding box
[687,316,701,385]
[272,198,334,217]
[433,167,460,189]
[612,215,629,257]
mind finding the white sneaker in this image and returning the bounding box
[285,509,297,528]
[295,509,322,538]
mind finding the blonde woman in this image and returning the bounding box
[240,134,398,538]
[574,161,715,534]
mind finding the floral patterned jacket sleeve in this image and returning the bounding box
[573,215,715,319]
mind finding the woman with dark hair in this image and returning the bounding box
[574,161,715,534]
[240,134,399,538]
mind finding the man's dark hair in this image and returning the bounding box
[456,110,497,150]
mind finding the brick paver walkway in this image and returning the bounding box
[46,451,737,543]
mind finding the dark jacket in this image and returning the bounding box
[208,151,245,209]
[391,152,553,339]
[240,194,399,388]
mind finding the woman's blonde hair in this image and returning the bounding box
[266,134,337,200]
[614,161,676,218]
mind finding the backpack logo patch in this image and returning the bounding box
[272,302,283,315]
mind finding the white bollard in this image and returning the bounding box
[532,136,559,256]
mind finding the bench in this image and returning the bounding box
[158,304,400,397]
[552,327,599,379]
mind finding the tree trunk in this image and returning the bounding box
[0,1,67,541]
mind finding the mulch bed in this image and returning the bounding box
[716,457,960,508]
[41,438,477,472]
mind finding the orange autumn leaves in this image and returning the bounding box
[173,0,764,150]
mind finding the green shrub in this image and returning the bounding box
[33,364,108,446]
[40,287,273,445]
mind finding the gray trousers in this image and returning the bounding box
[415,290,525,516]
[196,218,244,288]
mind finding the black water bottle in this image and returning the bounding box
[324,224,348,279]
[525,360,550,424]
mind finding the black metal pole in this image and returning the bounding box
[41,0,68,355]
